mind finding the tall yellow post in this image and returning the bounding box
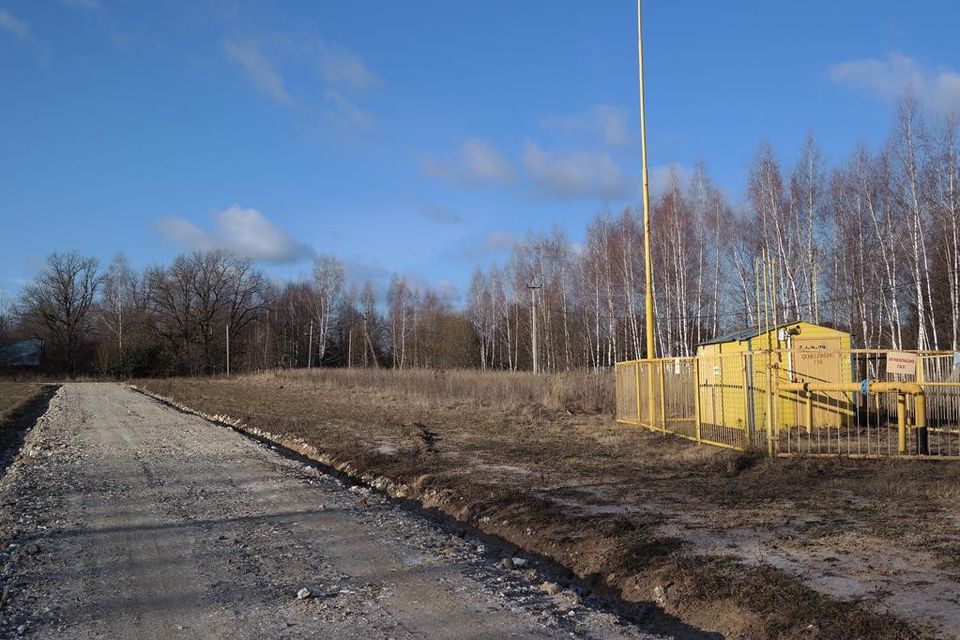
[659,360,667,432]
[637,0,657,431]
[634,361,642,425]
[693,357,702,442]
[812,263,820,325]
[755,257,762,338]
[637,0,654,361]
[763,251,774,456]
[915,392,928,455]
[897,392,907,455]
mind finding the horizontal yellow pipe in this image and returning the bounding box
[780,381,924,395]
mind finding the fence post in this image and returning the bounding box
[658,360,667,432]
[765,349,775,456]
[742,352,754,449]
[647,360,656,434]
[634,362,642,426]
[897,392,907,455]
[693,357,702,443]
[805,390,813,435]
[915,392,928,455]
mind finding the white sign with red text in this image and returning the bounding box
[887,351,917,376]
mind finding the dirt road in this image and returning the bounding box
[0,384,661,639]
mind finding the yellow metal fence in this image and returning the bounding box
[616,350,960,458]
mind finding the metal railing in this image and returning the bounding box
[615,350,960,458]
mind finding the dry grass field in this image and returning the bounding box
[135,368,960,639]
[0,382,52,462]
[0,383,41,421]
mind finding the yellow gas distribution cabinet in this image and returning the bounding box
[696,322,853,436]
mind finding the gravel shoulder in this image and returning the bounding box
[0,383,661,639]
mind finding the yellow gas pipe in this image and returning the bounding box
[780,381,926,455]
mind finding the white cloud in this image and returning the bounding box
[321,89,374,131]
[423,138,515,187]
[318,42,379,92]
[223,39,296,107]
[829,53,960,115]
[156,206,314,264]
[460,139,514,184]
[223,34,380,131]
[541,105,630,146]
[522,141,632,201]
[418,204,464,225]
[0,9,29,40]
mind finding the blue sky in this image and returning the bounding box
[2,1,959,306]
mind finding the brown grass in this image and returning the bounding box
[248,367,617,415]
[0,382,53,463]
[0,383,42,424]
[135,368,958,639]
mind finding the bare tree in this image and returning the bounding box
[147,251,265,374]
[97,253,139,375]
[0,291,14,343]
[387,275,411,369]
[312,256,344,366]
[360,281,380,368]
[890,94,937,349]
[20,251,102,373]
[468,269,496,370]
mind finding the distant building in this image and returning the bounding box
[0,339,43,368]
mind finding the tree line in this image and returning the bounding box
[0,249,480,376]
[467,93,960,365]
[2,92,958,376]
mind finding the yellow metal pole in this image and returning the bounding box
[770,257,779,328]
[755,257,762,338]
[742,351,754,447]
[659,360,667,432]
[805,390,813,435]
[915,392,928,455]
[637,0,657,437]
[634,361,642,426]
[693,357,702,442]
[813,263,820,325]
[637,0,655,362]
[916,359,928,454]
[762,250,774,455]
[752,256,761,448]
[897,392,907,455]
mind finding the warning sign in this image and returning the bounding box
[887,351,917,376]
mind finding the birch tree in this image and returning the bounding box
[312,255,344,366]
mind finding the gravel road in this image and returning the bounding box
[0,383,662,639]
